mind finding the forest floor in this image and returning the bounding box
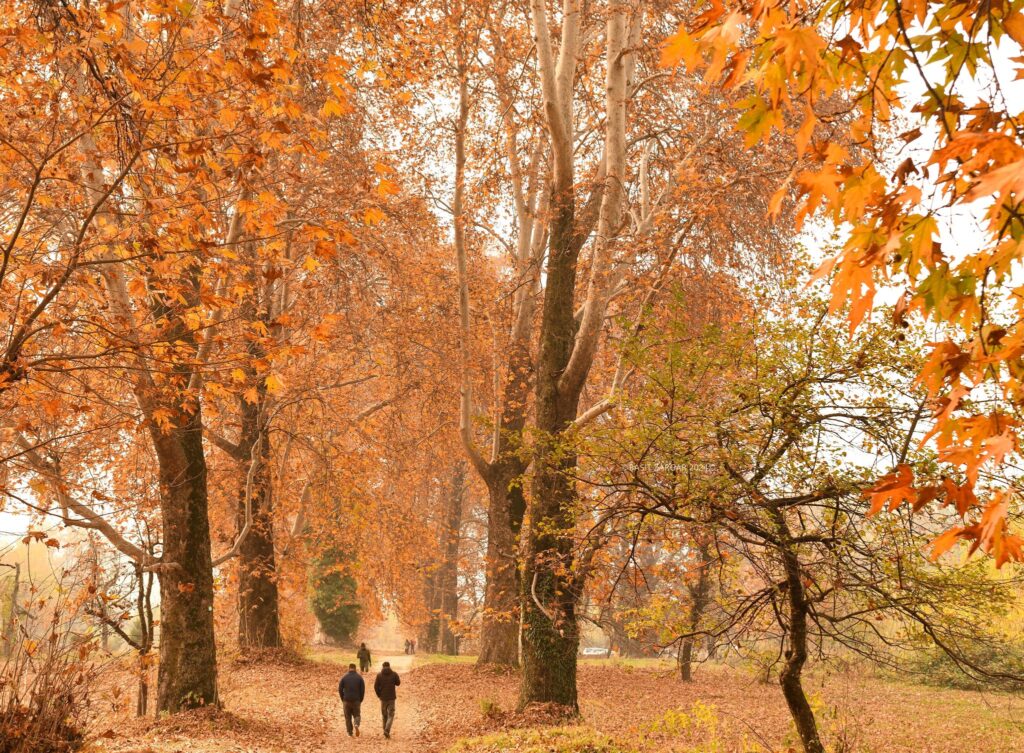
[86,648,1024,753]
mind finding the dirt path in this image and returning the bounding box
[91,654,1024,753]
[321,654,422,750]
[96,653,435,753]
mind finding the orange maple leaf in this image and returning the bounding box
[864,464,916,516]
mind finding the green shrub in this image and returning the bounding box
[906,642,1024,692]
[308,549,361,644]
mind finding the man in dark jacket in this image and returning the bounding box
[338,663,365,737]
[373,661,401,739]
[356,642,372,673]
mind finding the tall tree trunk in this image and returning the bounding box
[88,165,220,713]
[519,0,633,711]
[477,463,525,666]
[234,442,278,647]
[774,511,825,753]
[475,343,531,668]
[223,254,283,651]
[469,342,533,669]
[438,463,465,655]
[236,423,282,649]
[153,418,219,713]
[519,0,587,705]
[421,568,440,653]
[451,21,542,669]
[519,167,583,710]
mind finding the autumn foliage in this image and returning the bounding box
[1,0,1023,752]
[663,0,1024,568]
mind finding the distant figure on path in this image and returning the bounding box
[357,642,371,673]
[403,639,410,655]
[373,660,401,739]
[338,663,365,738]
[410,638,416,654]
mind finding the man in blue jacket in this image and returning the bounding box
[338,663,365,737]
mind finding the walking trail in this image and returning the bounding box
[328,654,421,751]
[100,652,434,753]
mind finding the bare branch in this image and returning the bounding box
[13,434,157,568]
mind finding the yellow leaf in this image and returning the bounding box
[661,26,699,69]
[265,373,285,395]
[377,178,399,197]
[321,98,348,118]
[363,207,385,225]
[243,386,260,404]
[205,381,230,398]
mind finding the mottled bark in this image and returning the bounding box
[477,462,526,666]
[236,457,281,649]
[519,0,632,711]
[452,45,535,668]
[235,403,282,650]
[438,464,465,655]
[519,163,582,709]
[153,417,218,713]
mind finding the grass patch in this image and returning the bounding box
[302,646,353,665]
[579,656,675,670]
[414,653,477,666]
[447,726,637,753]
[303,646,477,668]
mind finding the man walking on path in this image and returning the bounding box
[338,663,365,738]
[373,660,401,739]
[357,642,371,673]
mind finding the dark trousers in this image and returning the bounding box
[380,699,396,735]
[359,660,370,673]
[343,700,361,735]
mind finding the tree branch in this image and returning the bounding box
[212,434,262,567]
